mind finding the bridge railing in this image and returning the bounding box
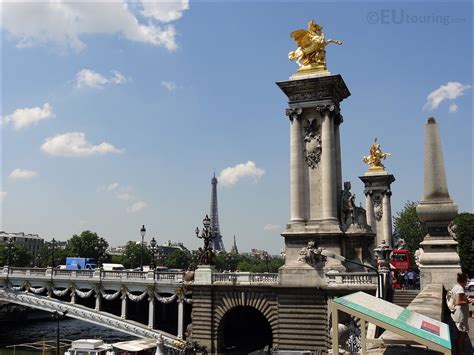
[325,271,378,287]
[212,272,279,285]
[1,267,183,283]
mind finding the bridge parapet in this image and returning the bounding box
[212,272,279,285]
[1,266,183,284]
[325,271,378,289]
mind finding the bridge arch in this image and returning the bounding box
[214,291,277,352]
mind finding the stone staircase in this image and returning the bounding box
[391,290,419,308]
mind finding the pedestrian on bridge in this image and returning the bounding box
[451,272,474,355]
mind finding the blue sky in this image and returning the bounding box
[1,1,472,254]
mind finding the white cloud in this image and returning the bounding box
[449,103,458,113]
[141,0,189,23]
[115,192,132,201]
[2,103,54,129]
[218,161,265,187]
[423,82,471,111]
[0,192,7,202]
[127,201,147,213]
[264,224,281,231]
[1,1,189,53]
[41,132,123,157]
[9,169,38,180]
[161,81,177,91]
[107,182,119,191]
[75,69,127,89]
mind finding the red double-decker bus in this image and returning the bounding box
[390,250,410,289]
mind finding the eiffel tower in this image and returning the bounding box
[210,174,225,252]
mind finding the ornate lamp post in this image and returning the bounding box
[50,238,57,268]
[95,238,107,268]
[195,215,215,265]
[149,237,157,270]
[140,225,146,271]
[6,237,14,266]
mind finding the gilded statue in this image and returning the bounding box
[363,138,391,172]
[288,20,342,74]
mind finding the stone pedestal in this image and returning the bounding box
[416,118,461,290]
[193,265,217,285]
[359,174,395,248]
[277,74,375,282]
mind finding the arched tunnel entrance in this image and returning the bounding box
[219,306,272,353]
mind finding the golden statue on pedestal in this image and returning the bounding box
[289,20,342,75]
[363,138,391,172]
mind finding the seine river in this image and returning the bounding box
[0,317,137,355]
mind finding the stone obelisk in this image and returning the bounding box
[416,117,461,289]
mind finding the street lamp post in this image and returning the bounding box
[140,225,146,271]
[50,238,57,268]
[6,238,14,266]
[195,215,215,265]
[52,310,68,355]
[149,237,157,270]
[321,250,383,299]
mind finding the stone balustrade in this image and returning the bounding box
[1,266,183,283]
[325,271,378,289]
[212,272,279,285]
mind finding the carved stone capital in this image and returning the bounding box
[316,104,336,116]
[285,107,303,121]
[382,189,392,197]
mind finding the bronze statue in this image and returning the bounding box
[363,138,391,172]
[289,20,342,74]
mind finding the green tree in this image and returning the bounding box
[453,213,474,274]
[164,250,192,269]
[36,242,72,267]
[393,201,428,268]
[69,231,109,264]
[122,241,150,269]
[0,243,33,267]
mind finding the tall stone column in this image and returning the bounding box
[365,192,374,228]
[177,300,184,338]
[416,117,460,289]
[95,291,101,311]
[70,290,76,304]
[320,106,338,226]
[381,190,392,247]
[359,175,395,247]
[334,116,343,219]
[121,289,127,319]
[287,108,304,223]
[148,295,155,328]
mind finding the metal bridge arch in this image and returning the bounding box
[0,289,184,350]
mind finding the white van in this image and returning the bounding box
[102,263,126,271]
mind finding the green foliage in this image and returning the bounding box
[453,213,474,274]
[164,250,192,269]
[36,242,72,267]
[122,241,150,269]
[393,201,428,268]
[0,243,33,267]
[69,231,109,263]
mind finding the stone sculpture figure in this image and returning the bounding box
[297,241,325,266]
[362,138,391,172]
[341,182,356,224]
[288,20,342,73]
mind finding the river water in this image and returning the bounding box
[0,317,137,355]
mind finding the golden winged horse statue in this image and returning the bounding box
[288,20,342,74]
